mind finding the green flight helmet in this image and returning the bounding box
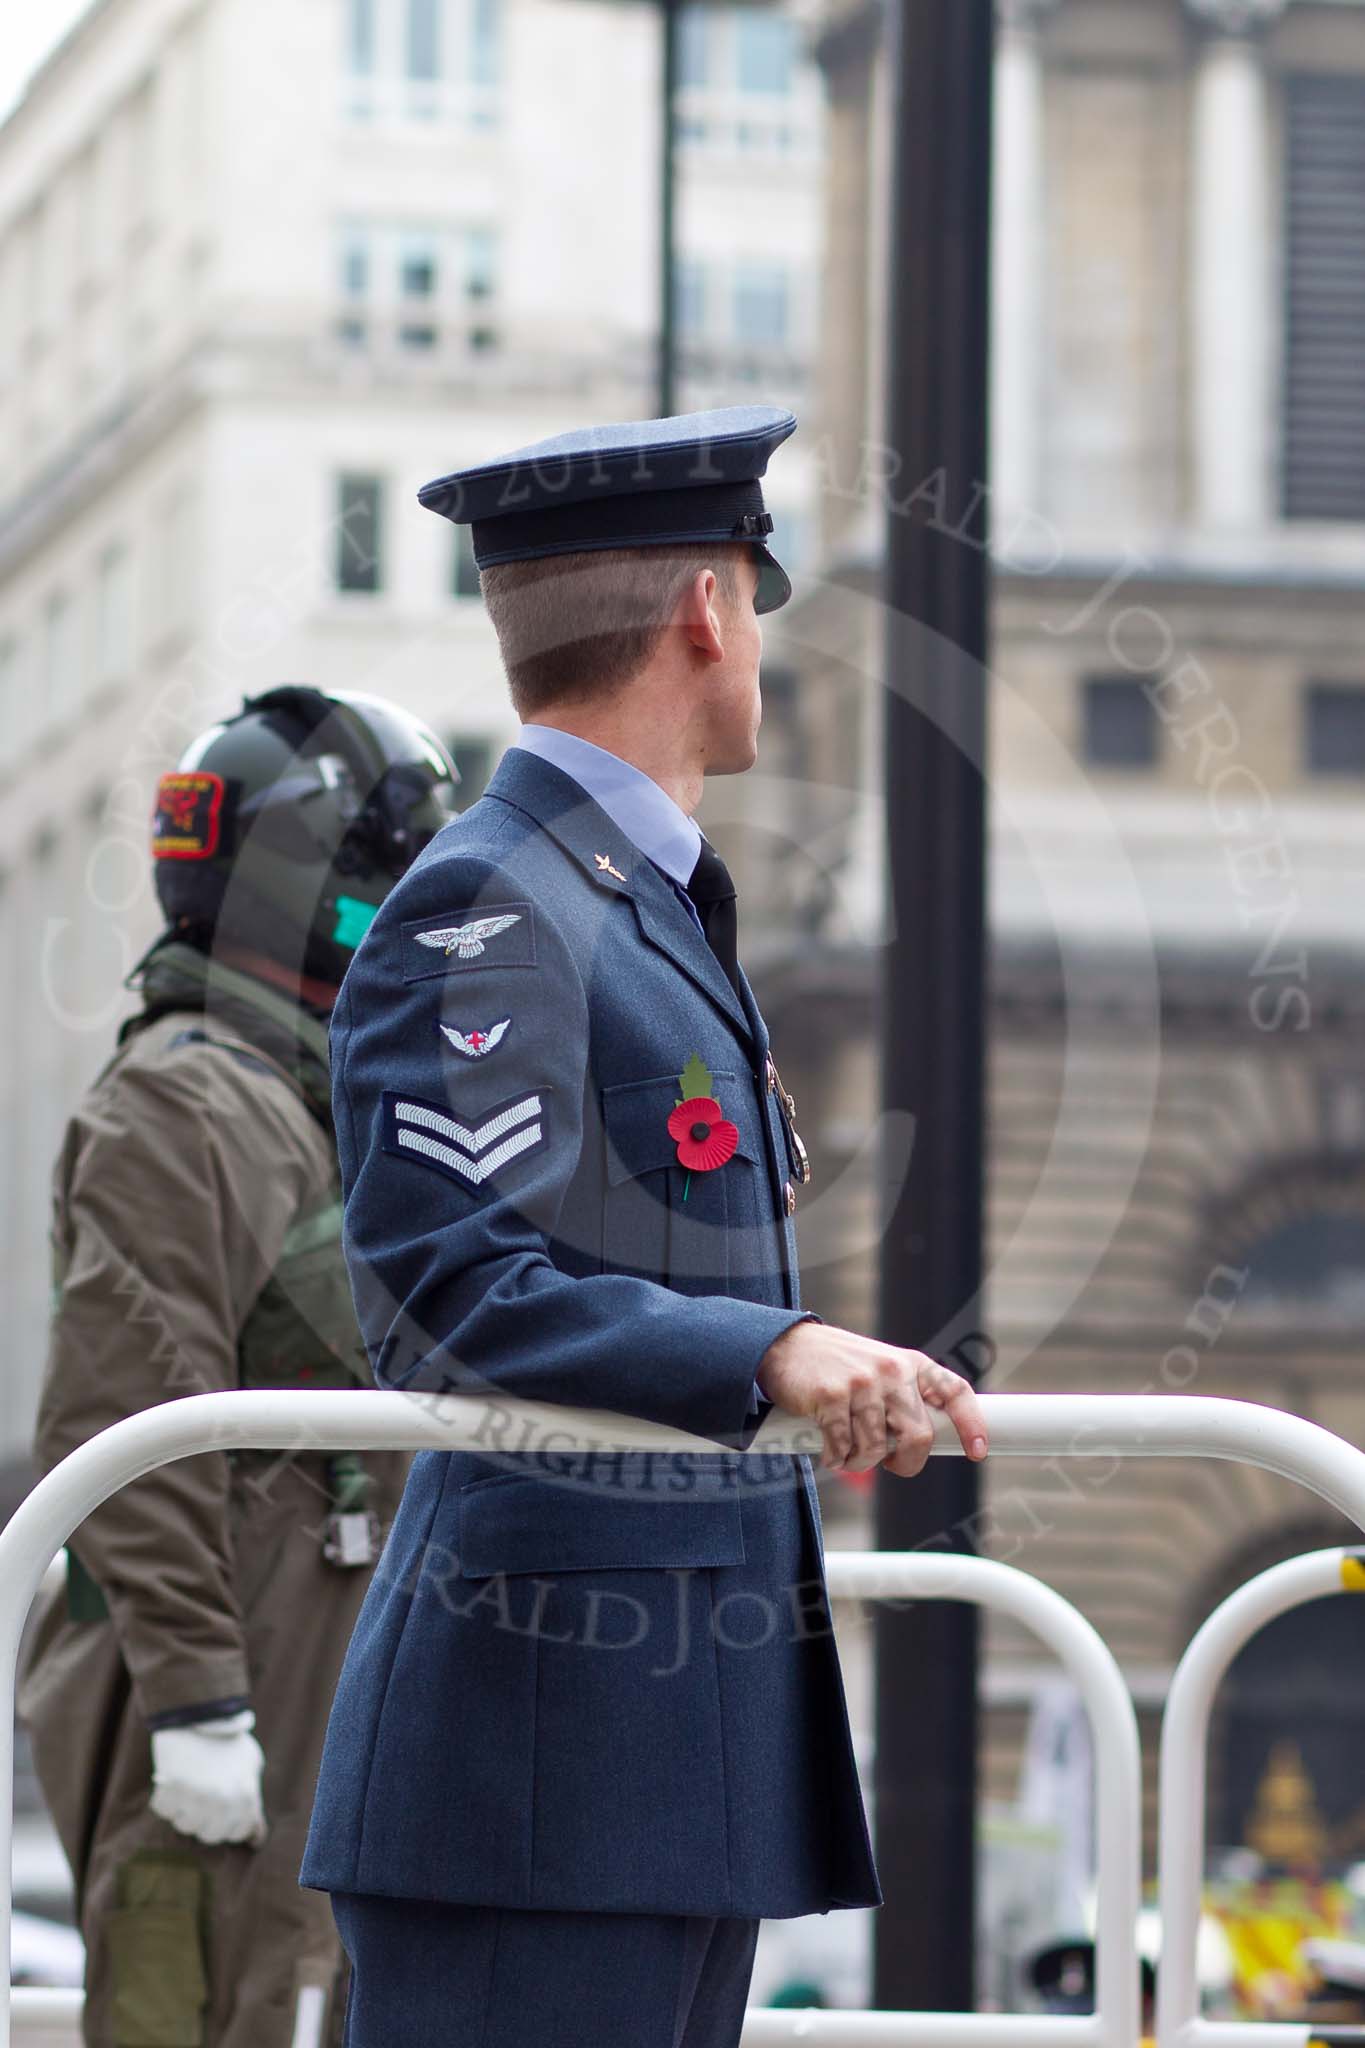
[152,684,461,985]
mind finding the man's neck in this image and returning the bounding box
[215,942,339,1014]
[524,712,703,816]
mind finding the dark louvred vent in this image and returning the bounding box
[1284,72,1365,520]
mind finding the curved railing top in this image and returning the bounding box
[5,1391,1365,1587]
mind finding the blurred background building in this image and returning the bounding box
[758,0,1365,1941]
[6,0,1365,2012]
[0,0,822,1453]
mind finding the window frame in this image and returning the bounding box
[335,473,386,595]
[1304,680,1365,778]
[1079,673,1159,772]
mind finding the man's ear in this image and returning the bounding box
[677,568,726,664]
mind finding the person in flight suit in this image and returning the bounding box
[17,687,460,2048]
[299,406,990,2047]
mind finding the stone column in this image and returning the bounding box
[811,4,881,557]
[991,0,1056,523]
[1186,0,1287,531]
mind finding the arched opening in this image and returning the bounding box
[1213,1594,1365,1867]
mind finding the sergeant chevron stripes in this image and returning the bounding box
[385,1091,545,1187]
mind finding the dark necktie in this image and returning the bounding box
[686,837,744,1010]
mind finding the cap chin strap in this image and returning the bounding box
[469,476,774,569]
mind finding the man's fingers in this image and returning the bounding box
[881,1388,934,1477]
[787,1342,987,1474]
[815,1401,853,1471]
[847,1399,889,1473]
[917,1363,989,1460]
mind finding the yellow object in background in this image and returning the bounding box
[1205,1879,1352,2019]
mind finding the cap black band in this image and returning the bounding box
[470,478,772,569]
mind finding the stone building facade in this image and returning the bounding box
[750,0,1365,1880]
[0,0,824,1459]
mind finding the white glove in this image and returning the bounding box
[149,1708,267,1846]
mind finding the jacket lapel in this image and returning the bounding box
[731,958,770,1063]
[483,747,758,1053]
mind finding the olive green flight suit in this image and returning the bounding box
[16,944,410,2048]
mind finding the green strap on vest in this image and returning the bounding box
[326,1453,372,1512]
[65,1545,111,1624]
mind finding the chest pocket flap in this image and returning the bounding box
[601,1071,758,1184]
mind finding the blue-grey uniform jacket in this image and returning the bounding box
[300,745,882,1920]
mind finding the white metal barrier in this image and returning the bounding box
[1156,1548,1365,2048]
[5,1393,1365,2048]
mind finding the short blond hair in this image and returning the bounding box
[480,544,740,718]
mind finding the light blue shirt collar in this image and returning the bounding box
[511,724,702,891]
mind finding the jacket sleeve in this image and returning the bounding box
[35,1038,317,1725]
[335,851,812,1447]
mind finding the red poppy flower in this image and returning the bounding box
[667,1096,739,1173]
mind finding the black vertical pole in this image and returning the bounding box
[658,0,679,417]
[873,0,993,2018]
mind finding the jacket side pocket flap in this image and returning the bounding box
[457,1471,746,1577]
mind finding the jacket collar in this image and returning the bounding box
[122,938,335,1125]
[484,746,764,1057]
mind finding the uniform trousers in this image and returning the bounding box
[331,1890,761,2048]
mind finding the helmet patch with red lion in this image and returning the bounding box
[153,771,225,861]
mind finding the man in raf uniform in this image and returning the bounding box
[18,687,459,2048]
[300,407,989,2046]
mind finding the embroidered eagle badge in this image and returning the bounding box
[415,913,521,960]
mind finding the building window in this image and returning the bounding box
[735,14,794,94]
[344,0,499,122]
[337,225,369,346]
[469,0,499,87]
[407,0,441,83]
[765,506,805,577]
[678,7,795,93]
[95,544,132,686]
[733,265,788,347]
[675,258,707,340]
[758,662,807,781]
[676,5,811,154]
[43,592,77,718]
[331,219,498,351]
[1081,676,1156,769]
[452,525,481,598]
[1283,74,1365,521]
[1305,682,1365,776]
[447,734,493,802]
[466,225,496,300]
[676,255,801,364]
[341,227,369,298]
[678,8,711,89]
[336,475,384,593]
[400,240,437,299]
[348,0,376,74]
[399,232,439,346]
